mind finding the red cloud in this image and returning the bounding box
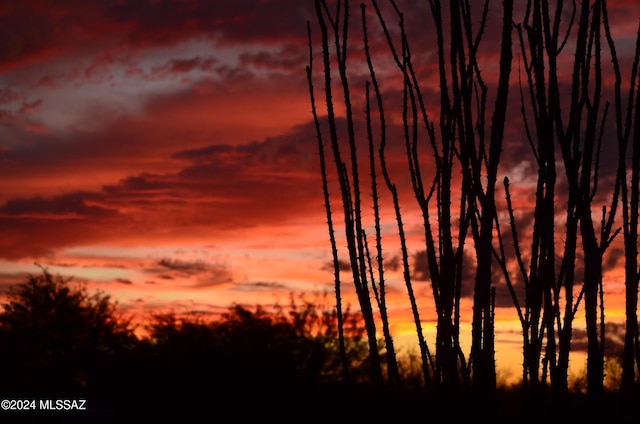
[0,0,314,72]
[0,117,325,260]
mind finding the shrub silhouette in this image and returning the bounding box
[0,268,135,400]
[0,271,381,418]
[137,302,374,407]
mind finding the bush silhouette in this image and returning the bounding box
[136,303,374,410]
[1,271,544,420]
[0,268,135,400]
[0,271,383,419]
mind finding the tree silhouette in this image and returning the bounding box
[0,268,135,398]
[308,0,640,409]
[504,0,581,397]
[0,270,388,418]
[603,0,640,394]
[308,0,386,387]
[510,0,640,398]
[308,0,514,398]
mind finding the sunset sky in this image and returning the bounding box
[1,0,640,380]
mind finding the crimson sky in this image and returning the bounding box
[1,0,640,381]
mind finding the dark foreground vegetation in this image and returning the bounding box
[0,270,639,423]
[306,0,640,415]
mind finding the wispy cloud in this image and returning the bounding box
[153,258,234,289]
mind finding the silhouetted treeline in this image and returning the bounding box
[1,270,639,421]
[0,270,426,421]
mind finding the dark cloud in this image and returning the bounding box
[604,247,624,272]
[0,272,30,295]
[412,249,476,289]
[0,192,118,220]
[0,3,65,67]
[173,123,317,172]
[411,250,430,282]
[410,247,518,308]
[571,322,627,356]
[154,258,233,288]
[0,1,315,70]
[172,142,260,162]
[105,0,315,46]
[0,118,326,260]
[233,281,289,291]
[384,256,401,273]
[103,175,170,194]
[157,258,208,275]
[0,59,315,216]
[321,260,351,274]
